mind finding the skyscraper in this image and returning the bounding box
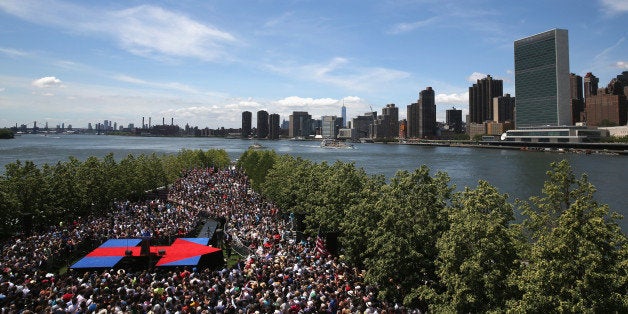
[407,87,436,138]
[257,110,269,138]
[468,75,503,123]
[269,113,280,139]
[446,107,463,133]
[570,73,584,123]
[242,111,252,138]
[371,104,399,139]
[289,111,311,138]
[584,72,599,99]
[492,94,516,123]
[514,28,571,127]
[321,116,343,138]
[341,104,347,128]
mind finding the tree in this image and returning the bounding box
[512,160,628,312]
[429,181,520,313]
[237,149,278,190]
[3,160,47,227]
[340,173,386,267]
[362,166,453,310]
[302,161,372,235]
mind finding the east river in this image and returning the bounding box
[1,134,626,231]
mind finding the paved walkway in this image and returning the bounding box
[197,218,220,239]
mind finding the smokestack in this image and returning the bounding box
[142,117,145,129]
[149,117,151,128]
[162,117,165,125]
[171,118,173,126]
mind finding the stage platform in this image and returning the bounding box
[70,237,222,270]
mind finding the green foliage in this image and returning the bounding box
[0,149,230,236]
[237,149,278,190]
[429,181,520,313]
[340,173,386,266]
[362,166,453,309]
[600,135,628,143]
[0,128,14,139]
[512,160,628,312]
[261,155,319,217]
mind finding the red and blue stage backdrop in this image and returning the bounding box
[71,238,222,269]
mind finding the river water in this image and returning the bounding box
[2,134,627,231]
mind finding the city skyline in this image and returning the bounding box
[1,0,627,129]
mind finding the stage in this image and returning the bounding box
[70,237,223,270]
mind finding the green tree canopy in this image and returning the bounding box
[513,160,628,312]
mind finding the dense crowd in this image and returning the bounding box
[0,168,404,313]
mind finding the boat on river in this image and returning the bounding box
[320,139,355,149]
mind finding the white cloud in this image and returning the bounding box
[267,57,410,91]
[0,0,239,62]
[616,61,628,69]
[436,92,468,104]
[0,87,5,92]
[110,5,237,61]
[467,72,487,83]
[599,0,628,15]
[0,47,29,57]
[114,74,200,93]
[32,76,62,88]
[388,16,439,34]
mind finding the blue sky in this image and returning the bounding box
[1,0,627,129]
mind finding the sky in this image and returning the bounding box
[1,0,627,129]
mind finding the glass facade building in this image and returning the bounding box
[514,29,571,127]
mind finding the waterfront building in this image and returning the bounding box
[570,73,585,123]
[446,107,463,133]
[321,115,343,139]
[351,112,376,139]
[469,75,503,123]
[468,123,487,139]
[492,94,516,124]
[514,28,571,127]
[257,110,269,138]
[584,72,599,99]
[399,119,407,139]
[241,111,252,138]
[289,111,312,138]
[407,87,437,138]
[371,104,399,140]
[585,76,628,126]
[503,126,606,143]
[614,71,628,96]
[268,113,280,140]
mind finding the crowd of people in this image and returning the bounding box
[0,167,406,313]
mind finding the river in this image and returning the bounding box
[1,134,627,231]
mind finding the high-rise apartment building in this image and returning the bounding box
[321,115,343,138]
[407,87,436,138]
[446,107,463,133]
[469,75,503,123]
[241,111,252,138]
[257,110,269,138]
[371,104,399,139]
[352,112,377,139]
[514,28,571,127]
[269,113,280,139]
[289,111,311,138]
[585,73,628,126]
[584,72,599,99]
[492,94,516,123]
[570,73,584,123]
